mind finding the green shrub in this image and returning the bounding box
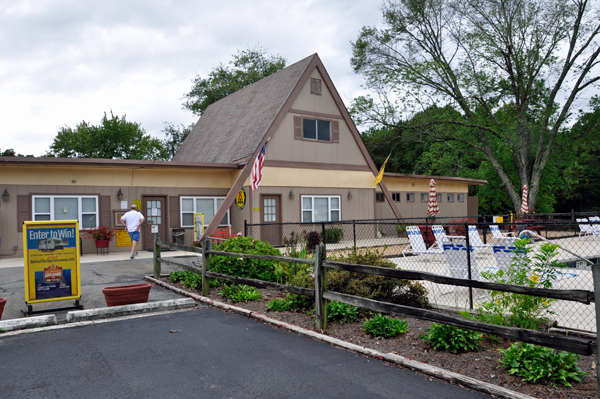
[327,301,358,324]
[219,284,261,303]
[210,236,281,282]
[419,323,483,353]
[479,239,564,329]
[499,343,588,387]
[363,315,409,338]
[323,227,343,242]
[326,247,429,310]
[169,270,187,283]
[267,298,291,312]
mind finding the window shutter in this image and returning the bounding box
[294,116,302,140]
[170,196,180,228]
[99,195,111,227]
[332,121,339,143]
[17,195,30,233]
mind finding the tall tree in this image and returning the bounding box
[182,46,287,116]
[161,122,194,159]
[351,0,600,212]
[48,112,169,160]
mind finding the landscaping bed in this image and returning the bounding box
[159,276,598,399]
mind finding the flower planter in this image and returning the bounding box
[95,239,110,248]
[102,283,151,307]
[0,298,6,320]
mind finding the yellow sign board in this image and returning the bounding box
[116,229,132,247]
[23,221,81,304]
[235,188,246,210]
[133,200,142,210]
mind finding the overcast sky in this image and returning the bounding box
[0,0,383,156]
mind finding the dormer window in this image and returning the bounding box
[303,118,330,141]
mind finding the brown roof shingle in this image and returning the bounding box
[173,54,316,164]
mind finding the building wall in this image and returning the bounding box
[0,164,237,257]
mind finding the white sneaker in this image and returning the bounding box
[130,253,135,259]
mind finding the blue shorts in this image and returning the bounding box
[129,231,140,242]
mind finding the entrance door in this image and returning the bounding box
[260,195,282,246]
[143,196,167,250]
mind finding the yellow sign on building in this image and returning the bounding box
[23,221,81,304]
[235,188,246,210]
[116,229,132,247]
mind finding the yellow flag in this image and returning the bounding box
[374,154,390,185]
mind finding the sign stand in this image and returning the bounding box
[22,299,83,317]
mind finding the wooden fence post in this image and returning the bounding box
[153,232,161,279]
[591,264,600,393]
[201,240,211,296]
[314,244,327,331]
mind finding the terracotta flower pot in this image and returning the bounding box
[0,298,6,320]
[95,239,110,248]
[102,284,151,307]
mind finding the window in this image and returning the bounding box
[302,196,340,222]
[392,193,401,202]
[421,193,428,202]
[447,193,455,202]
[310,78,322,95]
[33,196,98,229]
[181,197,229,227]
[458,194,465,202]
[303,118,331,142]
[406,193,415,203]
[375,192,385,203]
[436,193,442,203]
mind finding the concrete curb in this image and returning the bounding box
[0,315,57,332]
[147,275,536,399]
[66,298,196,322]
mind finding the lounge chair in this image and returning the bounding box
[441,240,486,295]
[589,217,600,238]
[490,225,517,245]
[467,225,493,253]
[431,225,451,251]
[402,226,443,261]
[576,218,596,239]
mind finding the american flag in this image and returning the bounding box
[251,140,268,190]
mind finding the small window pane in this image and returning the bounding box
[302,211,312,223]
[82,198,96,213]
[54,198,78,221]
[197,199,215,223]
[35,198,50,213]
[317,120,330,141]
[330,197,339,210]
[303,197,312,210]
[447,194,455,202]
[35,215,51,221]
[421,193,428,202]
[82,214,96,229]
[182,199,193,212]
[331,210,340,222]
[458,194,465,202]
[436,193,442,202]
[182,213,193,226]
[303,119,317,139]
[314,198,329,222]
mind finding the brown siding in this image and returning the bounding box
[467,195,479,216]
[17,195,30,232]
[99,195,111,226]
[170,196,180,228]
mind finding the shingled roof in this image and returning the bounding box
[173,54,316,164]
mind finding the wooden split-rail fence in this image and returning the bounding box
[152,232,600,389]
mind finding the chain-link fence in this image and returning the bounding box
[246,217,600,332]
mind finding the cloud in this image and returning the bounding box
[0,0,381,155]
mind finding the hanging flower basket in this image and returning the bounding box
[95,239,110,248]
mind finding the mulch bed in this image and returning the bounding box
[159,277,598,399]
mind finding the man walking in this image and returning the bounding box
[120,204,145,259]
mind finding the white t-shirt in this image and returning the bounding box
[121,210,145,233]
